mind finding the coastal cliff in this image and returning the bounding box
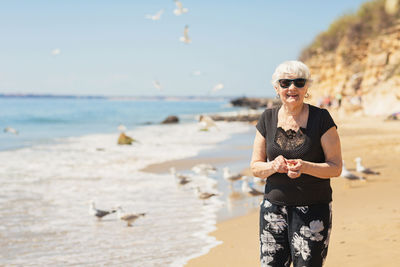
[300,0,400,115]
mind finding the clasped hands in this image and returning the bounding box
[272,155,303,179]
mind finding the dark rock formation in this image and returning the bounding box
[161,115,179,124]
[230,97,280,109]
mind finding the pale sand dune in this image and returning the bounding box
[187,114,400,267]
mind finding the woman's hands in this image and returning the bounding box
[286,159,304,179]
[272,155,288,173]
[273,156,304,179]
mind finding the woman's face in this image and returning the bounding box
[275,73,308,106]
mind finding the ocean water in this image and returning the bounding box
[0,97,253,266]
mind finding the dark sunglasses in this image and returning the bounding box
[278,78,307,88]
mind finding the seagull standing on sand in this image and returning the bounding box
[145,9,164,21]
[4,127,19,135]
[253,176,266,186]
[355,157,380,175]
[116,207,146,227]
[241,176,264,197]
[173,0,188,16]
[223,167,243,184]
[191,163,217,175]
[170,167,191,185]
[180,25,191,44]
[341,161,365,181]
[196,187,218,204]
[89,201,116,220]
[198,115,219,131]
[117,124,127,133]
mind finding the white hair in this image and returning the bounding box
[271,60,312,87]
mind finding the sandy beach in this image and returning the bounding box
[186,112,400,267]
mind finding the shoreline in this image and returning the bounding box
[186,113,400,267]
[140,125,260,223]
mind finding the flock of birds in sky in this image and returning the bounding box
[48,0,224,95]
[144,0,225,94]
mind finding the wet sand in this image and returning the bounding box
[186,114,400,267]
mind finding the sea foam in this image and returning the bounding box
[0,121,251,266]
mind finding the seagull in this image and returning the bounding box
[173,0,188,16]
[179,25,191,44]
[192,70,202,76]
[253,176,266,186]
[191,163,217,175]
[4,127,19,135]
[223,167,243,184]
[145,9,164,21]
[341,161,365,181]
[198,115,219,131]
[152,80,162,91]
[117,124,127,133]
[116,206,146,227]
[51,48,61,56]
[241,176,264,197]
[170,167,191,185]
[89,200,116,220]
[355,157,380,175]
[196,187,218,203]
[211,83,224,93]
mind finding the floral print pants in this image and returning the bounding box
[259,198,332,267]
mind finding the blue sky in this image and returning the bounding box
[0,0,368,97]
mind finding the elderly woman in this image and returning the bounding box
[251,60,342,267]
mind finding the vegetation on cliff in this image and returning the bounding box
[300,0,400,61]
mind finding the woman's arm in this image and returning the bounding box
[250,130,288,179]
[287,126,342,179]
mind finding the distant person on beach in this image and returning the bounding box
[250,60,342,266]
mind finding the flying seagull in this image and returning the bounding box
[89,200,116,220]
[145,9,164,21]
[211,83,224,93]
[4,127,19,135]
[116,206,146,227]
[153,80,162,91]
[179,25,191,44]
[355,157,380,175]
[341,161,365,181]
[51,48,61,56]
[173,0,188,16]
[192,70,202,76]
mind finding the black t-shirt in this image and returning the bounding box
[256,104,337,206]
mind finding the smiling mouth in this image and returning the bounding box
[286,94,298,98]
